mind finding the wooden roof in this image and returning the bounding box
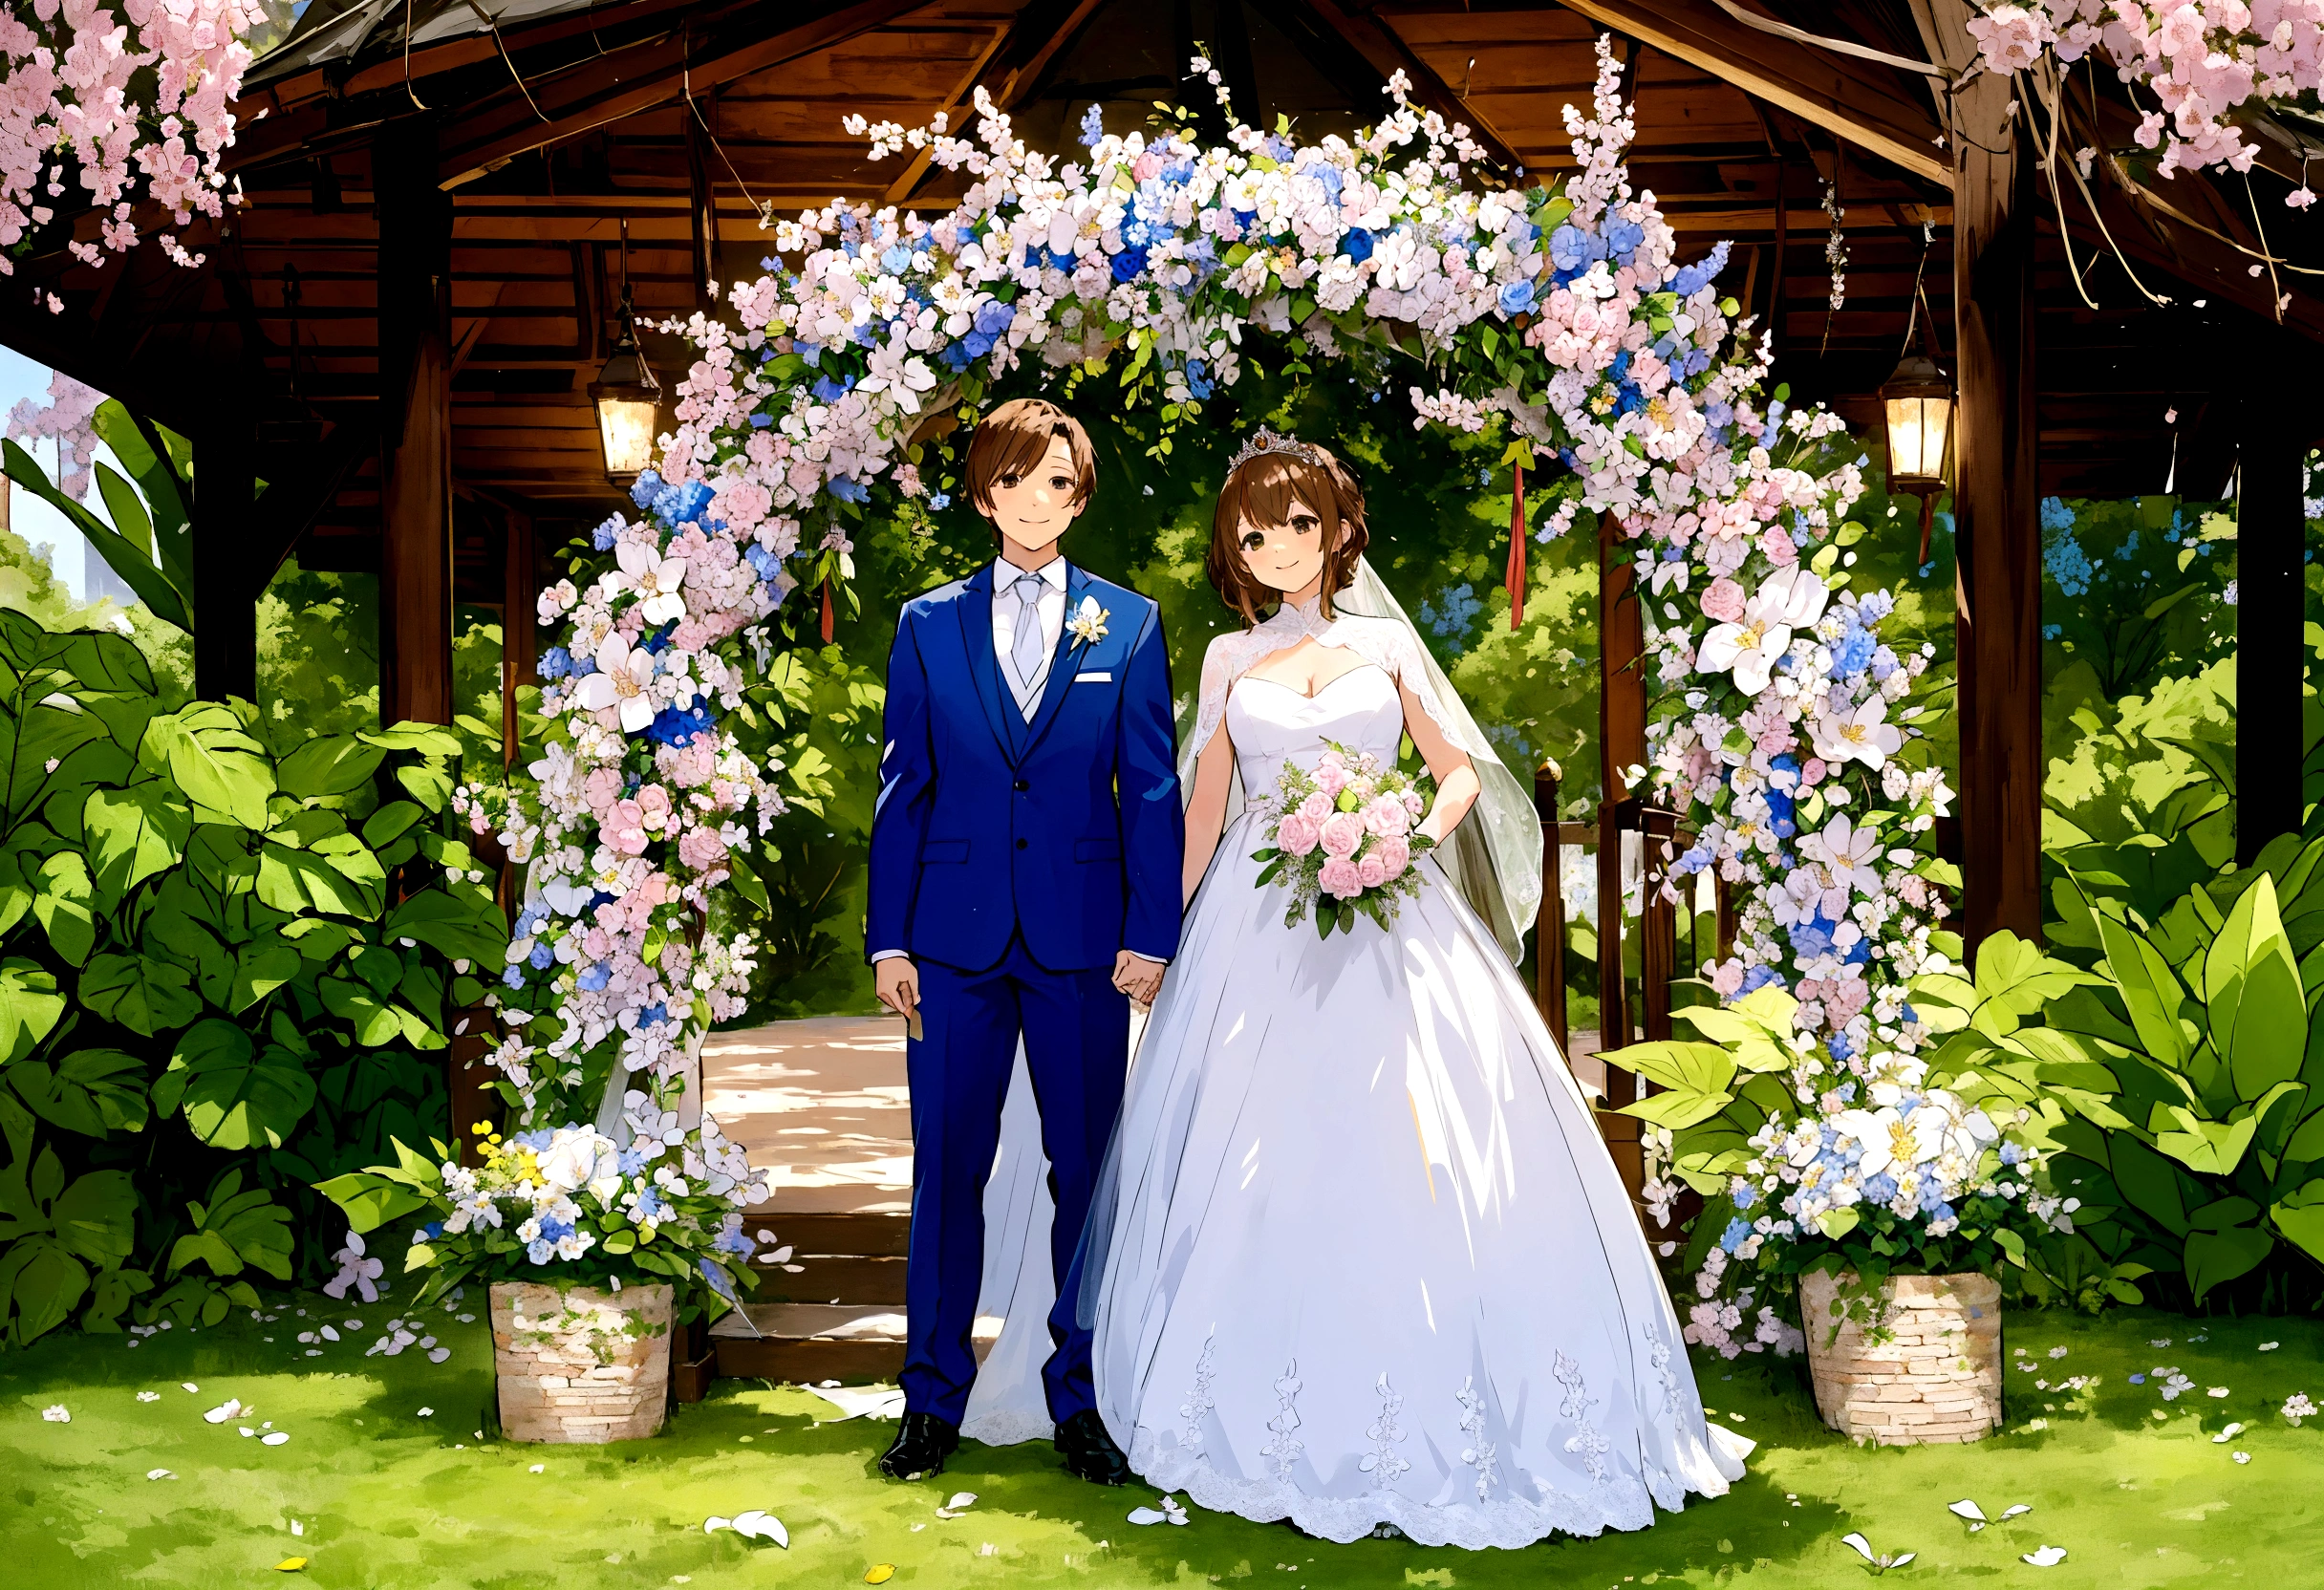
[5,0,2317,586]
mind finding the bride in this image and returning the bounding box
[961,430,1747,1549]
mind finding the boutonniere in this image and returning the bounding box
[1065,595,1109,647]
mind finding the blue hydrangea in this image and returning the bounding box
[1857,590,1895,622]
[809,373,854,404]
[639,1001,669,1027]
[879,244,913,275]
[617,1149,649,1176]
[1668,241,1732,298]
[973,299,1016,336]
[1830,621,1876,677]
[502,964,526,989]
[1110,245,1149,282]
[1605,217,1645,261]
[592,515,622,551]
[568,650,596,677]
[1738,964,1784,995]
[926,491,951,511]
[1078,102,1105,149]
[1184,358,1213,400]
[1341,226,1374,263]
[648,702,717,746]
[537,646,570,679]
[1719,1217,1755,1254]
[1826,1030,1854,1063]
[527,940,554,970]
[1497,279,1536,315]
[576,962,612,992]
[698,1257,738,1301]
[2043,526,2094,596]
[1418,583,1482,650]
[652,478,715,526]
[2039,495,2077,533]
[1548,224,1591,272]
[1313,164,1344,201]
[827,476,870,505]
[629,469,663,510]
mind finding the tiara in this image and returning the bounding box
[1226,426,1323,477]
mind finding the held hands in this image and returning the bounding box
[1112,949,1164,1008]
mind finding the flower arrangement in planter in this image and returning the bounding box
[319,1094,774,1443]
[1606,939,2082,1443]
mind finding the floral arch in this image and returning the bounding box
[457,39,1971,1319]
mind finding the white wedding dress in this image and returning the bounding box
[958,586,1747,1549]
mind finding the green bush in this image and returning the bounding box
[0,609,505,1344]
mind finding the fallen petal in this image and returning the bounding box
[427,1348,451,1364]
[416,1407,434,1418]
[1840,1532,1876,1560]
[1889,1553,1916,1566]
[273,1558,307,1572]
[146,1469,174,1481]
[2000,1504,2032,1518]
[947,1493,978,1510]
[1127,1508,1168,1526]
[2023,1546,2067,1567]
[528,1463,546,1473]
[703,1517,732,1535]
[182,1384,199,1392]
[865,1567,895,1585]
[1947,1499,1987,1522]
[2213,1423,2245,1444]
[262,1431,290,1446]
[137,1392,160,1403]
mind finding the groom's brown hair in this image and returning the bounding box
[965,398,1097,528]
[1208,442,1370,626]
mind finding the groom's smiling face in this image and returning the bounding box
[981,437,1087,550]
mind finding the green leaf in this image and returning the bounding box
[138,704,274,827]
[1597,1040,1735,1098]
[2151,1104,2258,1177]
[77,952,202,1037]
[360,722,463,758]
[0,1239,90,1344]
[2096,913,2196,1069]
[359,800,424,848]
[2205,874,2308,1103]
[30,851,96,966]
[82,783,192,900]
[228,940,303,1014]
[50,1169,136,1267]
[384,887,506,965]
[1617,1088,1738,1129]
[274,736,386,801]
[156,1020,315,1150]
[2272,1179,2324,1265]
[0,960,64,1065]
[167,1179,294,1281]
[2183,1222,2273,1303]
[8,1047,149,1137]
[395,761,455,811]
[314,1171,433,1235]
[0,440,192,631]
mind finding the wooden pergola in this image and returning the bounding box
[6,0,2319,953]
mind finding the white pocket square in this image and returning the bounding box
[1075,671,1112,683]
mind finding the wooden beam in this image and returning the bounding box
[1293,0,1524,173]
[883,24,1011,205]
[377,124,457,730]
[435,0,931,190]
[991,0,1109,109]
[1945,0,2043,949]
[1550,0,1950,186]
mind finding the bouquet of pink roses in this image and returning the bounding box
[1252,741,1436,935]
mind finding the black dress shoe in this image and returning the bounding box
[878,1411,959,1480]
[1055,1408,1131,1485]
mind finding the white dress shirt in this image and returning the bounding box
[991,554,1068,720]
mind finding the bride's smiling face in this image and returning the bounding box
[1237,498,1328,598]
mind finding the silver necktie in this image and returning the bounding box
[1007,570,1050,711]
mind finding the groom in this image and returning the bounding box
[867,398,1184,1483]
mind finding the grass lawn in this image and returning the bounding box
[4,1296,2319,1589]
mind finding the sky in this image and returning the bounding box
[0,341,130,604]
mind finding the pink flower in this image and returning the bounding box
[1356,854,1387,889]
[1319,811,1366,857]
[1709,959,1745,997]
[1700,577,1746,623]
[606,799,650,855]
[1318,856,1364,898]
[583,768,623,813]
[1372,834,1410,878]
[678,827,728,870]
[1759,526,1797,566]
[635,784,673,830]
[1361,795,1407,838]
[1314,759,1350,798]
[1799,757,1827,787]
[1296,790,1333,823]
[1276,813,1323,856]
[1403,790,1425,818]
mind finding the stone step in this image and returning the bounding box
[746,1208,912,1257]
[709,1300,1001,1386]
[752,1253,907,1305]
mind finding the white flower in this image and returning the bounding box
[610,538,691,626]
[1809,695,1904,769]
[1839,1533,1913,1569]
[1696,565,1828,695]
[41,1405,69,1423]
[577,633,660,733]
[1797,814,1883,896]
[1065,595,1109,646]
[323,1230,384,1303]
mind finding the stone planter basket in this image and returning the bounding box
[1798,1269,2004,1446]
[490,1280,673,1443]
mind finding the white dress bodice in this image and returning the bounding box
[1222,665,1406,803]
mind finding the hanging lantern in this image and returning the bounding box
[590,285,661,484]
[1879,353,1953,495]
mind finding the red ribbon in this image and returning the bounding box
[820,575,835,644]
[1505,459,1527,630]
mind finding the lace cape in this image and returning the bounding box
[1180,558,1544,957]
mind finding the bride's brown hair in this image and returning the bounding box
[1206,441,1370,627]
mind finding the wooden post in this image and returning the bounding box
[1950,60,2043,950]
[191,418,259,702]
[1534,764,1568,1054]
[2239,391,2313,859]
[1597,511,1646,1202]
[1639,806,1677,1043]
[502,505,538,769]
[375,125,455,729]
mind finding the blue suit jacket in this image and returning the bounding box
[867,561,1185,974]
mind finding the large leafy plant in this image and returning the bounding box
[0,609,506,1343]
[1941,838,2324,1306]
[1,398,198,633]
